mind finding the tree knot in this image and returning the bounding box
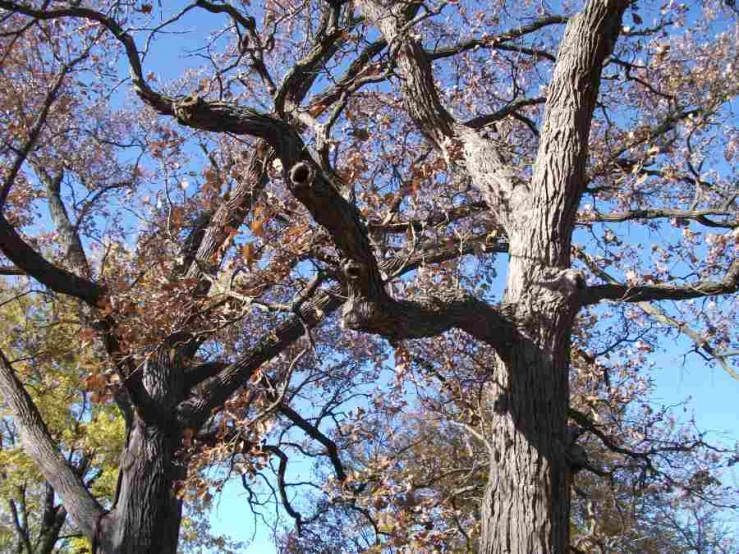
[341,258,371,296]
[538,268,585,297]
[340,259,394,334]
[342,259,365,281]
[288,161,316,189]
[174,94,202,124]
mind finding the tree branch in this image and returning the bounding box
[577,253,738,378]
[278,404,347,482]
[0,213,104,306]
[356,0,456,150]
[0,2,388,320]
[183,361,228,391]
[184,141,273,284]
[526,0,627,266]
[177,287,342,430]
[262,444,303,531]
[274,1,347,115]
[580,207,738,228]
[193,0,276,94]
[0,265,24,275]
[339,275,516,346]
[581,259,739,305]
[0,62,72,209]
[178,234,508,428]
[427,15,567,62]
[7,496,32,554]
[367,201,489,233]
[0,349,103,539]
[36,167,91,277]
[305,38,387,116]
[464,97,546,130]
[569,407,721,462]
[592,107,707,175]
[0,1,172,115]
[637,301,738,380]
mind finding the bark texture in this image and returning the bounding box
[96,346,185,554]
[355,1,626,552]
[97,416,182,554]
[480,275,580,554]
[478,2,626,552]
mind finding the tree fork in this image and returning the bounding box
[477,0,627,549]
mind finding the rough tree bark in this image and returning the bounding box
[477,2,626,552]
[93,343,186,554]
[0,330,185,554]
[94,419,182,554]
[352,1,624,551]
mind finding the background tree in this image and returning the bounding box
[0,288,122,554]
[0,286,244,554]
[0,1,736,553]
[274,330,738,552]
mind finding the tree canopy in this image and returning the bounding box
[0,0,737,553]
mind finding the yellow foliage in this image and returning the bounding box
[0,284,124,510]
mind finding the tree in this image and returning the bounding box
[0,285,244,554]
[0,0,736,553]
[0,287,123,554]
[274,328,738,552]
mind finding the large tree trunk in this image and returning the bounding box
[97,415,182,554]
[478,215,580,553]
[96,346,186,554]
[475,0,626,549]
[480,286,575,554]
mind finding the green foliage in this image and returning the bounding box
[0,283,240,554]
[0,286,122,549]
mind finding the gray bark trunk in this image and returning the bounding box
[475,1,626,550]
[480,280,575,554]
[96,345,185,554]
[97,415,182,554]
